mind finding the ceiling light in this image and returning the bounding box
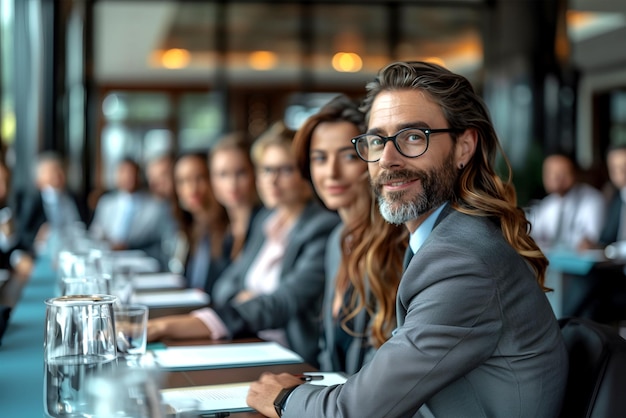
[161,48,191,69]
[567,11,626,42]
[249,51,278,70]
[331,52,363,73]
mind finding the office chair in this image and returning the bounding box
[558,317,626,418]
[0,304,10,346]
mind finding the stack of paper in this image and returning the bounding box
[161,372,348,415]
[113,255,161,273]
[132,288,209,308]
[152,341,304,370]
[132,273,185,291]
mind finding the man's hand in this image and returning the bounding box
[14,254,34,280]
[247,372,303,418]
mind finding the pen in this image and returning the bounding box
[199,412,230,418]
[295,374,324,381]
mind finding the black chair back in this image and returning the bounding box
[0,304,11,346]
[558,317,626,418]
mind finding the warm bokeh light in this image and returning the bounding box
[1,111,16,144]
[331,52,363,72]
[161,48,191,69]
[249,50,278,70]
[423,57,446,68]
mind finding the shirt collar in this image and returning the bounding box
[408,202,447,254]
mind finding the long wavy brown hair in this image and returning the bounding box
[293,94,407,347]
[361,61,548,289]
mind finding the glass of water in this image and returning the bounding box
[44,295,118,418]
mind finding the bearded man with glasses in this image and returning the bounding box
[247,61,567,418]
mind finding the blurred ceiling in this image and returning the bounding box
[93,0,626,87]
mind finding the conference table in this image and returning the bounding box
[544,248,626,319]
[0,256,315,417]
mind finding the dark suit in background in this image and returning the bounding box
[599,190,622,246]
[566,189,626,323]
[13,188,84,256]
[185,205,263,297]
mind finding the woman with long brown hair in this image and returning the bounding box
[208,132,261,263]
[293,94,407,373]
[171,151,229,295]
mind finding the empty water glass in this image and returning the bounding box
[44,295,118,418]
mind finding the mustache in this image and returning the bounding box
[372,169,426,186]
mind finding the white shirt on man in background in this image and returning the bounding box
[528,183,606,251]
[527,154,606,252]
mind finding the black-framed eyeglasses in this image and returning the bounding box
[351,127,461,163]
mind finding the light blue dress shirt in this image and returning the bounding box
[408,202,448,254]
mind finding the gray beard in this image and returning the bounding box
[377,193,424,225]
[373,151,457,226]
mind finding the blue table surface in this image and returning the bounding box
[545,249,606,276]
[1,258,56,418]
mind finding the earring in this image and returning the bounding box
[459,163,464,169]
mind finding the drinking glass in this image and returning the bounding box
[44,295,118,418]
[114,304,149,359]
[61,276,110,296]
[110,267,135,307]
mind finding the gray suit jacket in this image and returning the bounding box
[318,223,375,374]
[212,201,340,366]
[285,206,568,417]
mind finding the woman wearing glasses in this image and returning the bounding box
[148,122,339,366]
[293,94,407,374]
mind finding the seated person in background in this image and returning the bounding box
[89,157,175,266]
[148,122,340,366]
[146,152,175,202]
[581,144,626,250]
[527,153,605,252]
[575,144,626,321]
[169,134,258,296]
[13,151,82,269]
[207,133,262,264]
[247,61,566,418]
[0,160,32,281]
[293,94,407,374]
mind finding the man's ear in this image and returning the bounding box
[455,128,478,168]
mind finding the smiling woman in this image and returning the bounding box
[293,94,407,374]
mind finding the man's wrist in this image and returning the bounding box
[273,385,298,417]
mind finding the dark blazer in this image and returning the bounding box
[599,191,621,246]
[318,223,374,374]
[285,206,568,417]
[211,200,340,366]
[185,205,264,297]
[14,188,84,253]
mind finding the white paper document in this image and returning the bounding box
[131,273,185,290]
[132,288,209,308]
[113,255,161,273]
[152,341,304,370]
[160,372,348,415]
